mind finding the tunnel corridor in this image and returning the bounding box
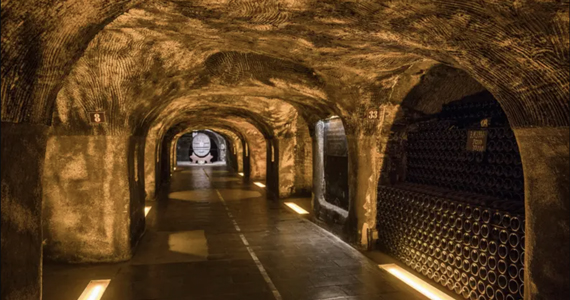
[42,166,424,300]
[2,1,569,300]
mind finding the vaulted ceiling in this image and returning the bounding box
[2,0,568,130]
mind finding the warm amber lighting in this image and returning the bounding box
[238,172,244,176]
[284,202,309,214]
[254,182,266,188]
[77,280,110,300]
[173,167,177,170]
[379,264,454,300]
[144,206,151,217]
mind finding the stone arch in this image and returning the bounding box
[158,117,268,183]
[370,63,568,300]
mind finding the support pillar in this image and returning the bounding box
[42,134,146,263]
[293,123,313,196]
[343,104,400,248]
[242,140,251,180]
[275,136,295,198]
[515,127,569,300]
[265,138,279,198]
[144,136,158,201]
[345,134,381,247]
[245,136,267,181]
[1,122,48,300]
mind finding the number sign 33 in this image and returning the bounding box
[367,110,378,119]
[88,112,106,123]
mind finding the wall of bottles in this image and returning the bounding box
[377,95,525,300]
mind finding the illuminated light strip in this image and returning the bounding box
[254,182,266,188]
[144,206,151,217]
[77,280,111,300]
[214,189,282,300]
[238,172,244,176]
[284,202,309,215]
[379,264,455,300]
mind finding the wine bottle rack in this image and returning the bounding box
[377,95,525,300]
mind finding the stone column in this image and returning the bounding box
[143,135,158,201]
[264,137,278,198]
[246,136,267,181]
[242,140,251,179]
[275,136,296,198]
[312,122,326,214]
[1,122,48,300]
[515,127,569,300]
[236,141,243,172]
[343,104,400,248]
[293,120,313,196]
[42,134,146,263]
[170,135,178,171]
[345,133,381,247]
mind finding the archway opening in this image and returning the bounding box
[177,130,227,166]
[313,116,350,228]
[376,84,526,299]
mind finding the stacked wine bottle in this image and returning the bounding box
[377,95,525,300]
[406,102,524,200]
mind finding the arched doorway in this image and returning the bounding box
[376,90,525,299]
[177,130,227,166]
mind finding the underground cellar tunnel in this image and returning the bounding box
[1,1,568,300]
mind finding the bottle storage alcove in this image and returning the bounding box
[376,93,525,300]
[323,118,350,210]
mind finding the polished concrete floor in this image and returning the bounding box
[43,166,427,300]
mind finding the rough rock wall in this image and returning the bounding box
[42,134,145,263]
[515,128,569,300]
[1,0,139,123]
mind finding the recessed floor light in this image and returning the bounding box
[144,206,151,217]
[238,172,244,176]
[379,264,454,300]
[284,202,309,214]
[77,280,110,300]
[254,182,265,188]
